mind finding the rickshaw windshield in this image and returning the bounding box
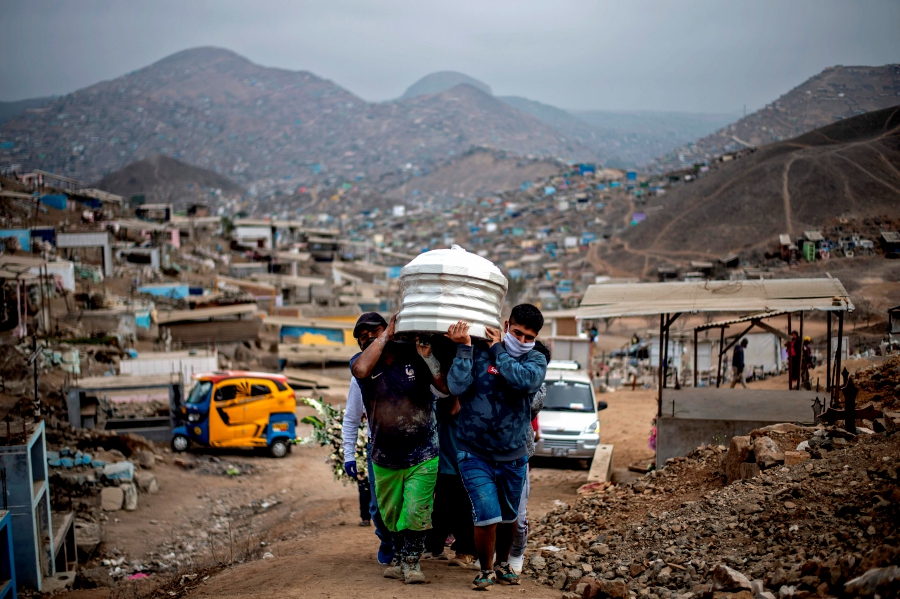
[186,380,212,405]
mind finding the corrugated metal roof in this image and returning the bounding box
[577,278,853,319]
[696,310,790,331]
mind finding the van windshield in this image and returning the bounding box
[544,380,595,412]
[186,380,212,405]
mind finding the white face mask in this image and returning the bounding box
[504,324,535,358]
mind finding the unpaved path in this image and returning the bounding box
[59,389,658,599]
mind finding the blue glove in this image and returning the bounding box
[344,461,358,478]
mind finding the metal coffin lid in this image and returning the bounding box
[397,246,508,337]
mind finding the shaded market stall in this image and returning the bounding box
[576,278,854,467]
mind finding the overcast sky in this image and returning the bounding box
[1,0,897,112]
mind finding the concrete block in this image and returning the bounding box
[121,482,138,511]
[103,460,134,481]
[101,487,124,511]
[587,444,614,483]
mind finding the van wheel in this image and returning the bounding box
[172,434,189,453]
[269,439,288,458]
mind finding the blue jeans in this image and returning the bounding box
[457,450,528,526]
[367,442,393,561]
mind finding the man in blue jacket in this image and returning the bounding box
[445,304,548,590]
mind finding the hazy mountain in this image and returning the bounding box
[401,71,492,99]
[93,154,244,207]
[649,64,900,170]
[0,97,54,124]
[0,48,592,195]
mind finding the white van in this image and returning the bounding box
[533,360,607,460]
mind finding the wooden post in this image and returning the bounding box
[787,312,792,389]
[693,327,698,388]
[662,313,669,390]
[834,312,844,402]
[826,311,832,392]
[657,314,664,416]
[716,325,725,388]
[798,311,804,391]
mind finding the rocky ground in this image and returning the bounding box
[525,423,900,598]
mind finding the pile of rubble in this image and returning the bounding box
[525,422,900,598]
[843,355,900,412]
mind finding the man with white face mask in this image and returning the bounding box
[445,303,548,590]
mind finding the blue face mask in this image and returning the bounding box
[504,324,535,358]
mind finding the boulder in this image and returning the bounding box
[121,482,138,511]
[135,451,155,469]
[725,436,753,484]
[712,564,752,591]
[753,436,785,469]
[599,579,628,599]
[134,471,160,493]
[100,487,124,511]
[740,462,761,480]
[575,576,602,599]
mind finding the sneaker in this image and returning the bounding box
[494,562,520,585]
[422,551,448,560]
[448,553,478,569]
[359,519,372,527]
[507,554,524,574]
[383,558,402,579]
[473,569,496,590]
[402,558,426,584]
[444,534,455,546]
[377,545,394,565]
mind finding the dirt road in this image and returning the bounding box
[59,388,656,599]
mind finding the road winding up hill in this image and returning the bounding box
[603,104,900,276]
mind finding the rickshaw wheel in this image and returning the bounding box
[172,434,190,452]
[269,439,288,458]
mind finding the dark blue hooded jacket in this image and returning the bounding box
[447,342,547,461]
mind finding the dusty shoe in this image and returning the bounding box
[507,554,524,574]
[422,550,448,560]
[402,558,426,584]
[383,558,403,579]
[473,569,496,590]
[448,553,478,569]
[494,562,520,585]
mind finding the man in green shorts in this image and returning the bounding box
[351,313,448,584]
